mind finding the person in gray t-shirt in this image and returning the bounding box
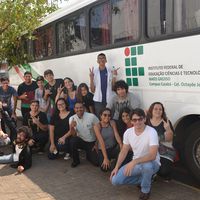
[107,80,141,120]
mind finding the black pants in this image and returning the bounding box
[0,109,17,142]
[70,136,98,166]
[21,107,31,125]
[94,102,106,119]
[158,157,173,179]
[32,132,49,151]
[98,145,119,172]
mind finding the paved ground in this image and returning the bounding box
[0,151,200,200]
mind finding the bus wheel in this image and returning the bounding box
[184,125,200,183]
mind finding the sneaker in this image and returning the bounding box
[64,153,70,160]
[139,191,150,200]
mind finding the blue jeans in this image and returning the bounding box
[0,154,14,164]
[112,161,160,193]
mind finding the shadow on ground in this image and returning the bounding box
[0,141,200,200]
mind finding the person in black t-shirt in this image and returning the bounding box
[43,69,64,117]
[48,98,73,160]
[17,71,38,124]
[77,83,94,113]
[146,102,176,181]
[24,100,48,153]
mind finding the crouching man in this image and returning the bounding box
[110,108,160,200]
[0,126,32,173]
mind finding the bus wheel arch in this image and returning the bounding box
[184,122,200,182]
[174,115,200,158]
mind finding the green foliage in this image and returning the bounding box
[0,0,58,65]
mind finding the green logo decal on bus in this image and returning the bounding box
[21,64,40,80]
[124,46,144,86]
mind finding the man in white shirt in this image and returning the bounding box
[89,53,118,117]
[110,108,160,200]
[69,102,99,168]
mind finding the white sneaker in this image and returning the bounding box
[64,153,70,160]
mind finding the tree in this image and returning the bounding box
[0,0,58,66]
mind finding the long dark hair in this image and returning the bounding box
[117,107,132,137]
[63,77,77,95]
[77,83,89,102]
[147,102,167,121]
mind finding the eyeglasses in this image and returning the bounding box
[131,117,144,123]
[102,113,111,117]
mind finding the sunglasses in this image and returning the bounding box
[131,117,144,123]
[102,113,111,117]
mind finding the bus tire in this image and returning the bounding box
[184,124,200,183]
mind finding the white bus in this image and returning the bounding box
[8,0,200,182]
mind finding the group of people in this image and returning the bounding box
[0,53,176,200]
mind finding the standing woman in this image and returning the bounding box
[146,102,176,181]
[77,83,94,113]
[56,77,77,112]
[48,98,73,160]
[94,108,122,172]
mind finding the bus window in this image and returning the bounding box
[90,2,111,47]
[174,0,200,31]
[34,26,54,59]
[34,29,45,59]
[46,27,54,56]
[111,0,139,43]
[147,0,173,37]
[56,13,86,54]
